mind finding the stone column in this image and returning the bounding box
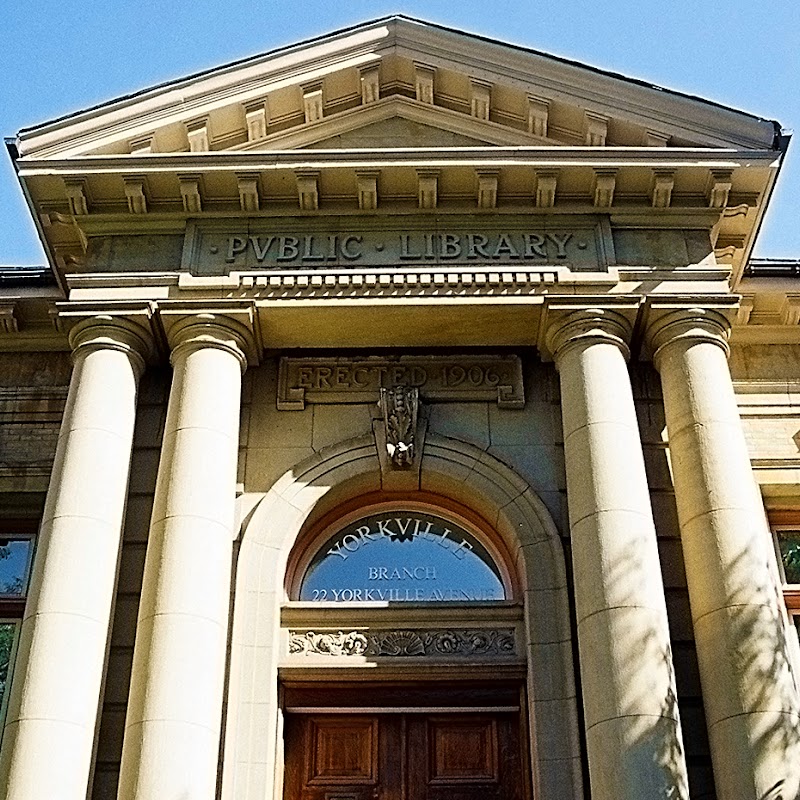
[118,312,253,800]
[0,312,152,800]
[547,307,689,800]
[649,306,800,800]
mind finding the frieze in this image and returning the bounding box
[277,355,524,410]
[183,217,611,274]
[288,628,517,657]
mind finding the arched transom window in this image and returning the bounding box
[296,507,508,603]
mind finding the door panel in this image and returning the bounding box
[308,717,377,786]
[284,711,525,800]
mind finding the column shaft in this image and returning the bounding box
[652,309,800,800]
[118,316,247,799]
[0,317,147,799]
[550,309,688,800]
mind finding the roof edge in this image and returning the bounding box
[15,14,782,148]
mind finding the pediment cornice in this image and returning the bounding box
[14,17,779,161]
[234,97,554,150]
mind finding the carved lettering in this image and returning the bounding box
[226,236,247,263]
[278,356,525,410]
[250,235,275,261]
[301,235,325,261]
[277,236,299,260]
[341,235,363,260]
[217,229,587,266]
[547,232,572,258]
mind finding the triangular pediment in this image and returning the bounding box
[306,116,494,149]
[14,16,778,160]
[235,97,550,151]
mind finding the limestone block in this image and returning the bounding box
[679,508,779,619]
[571,509,670,622]
[311,404,373,451]
[492,443,566,493]
[127,449,160,494]
[115,542,146,594]
[664,591,694,640]
[427,403,490,449]
[678,705,711,755]
[109,596,140,646]
[558,346,638,437]
[119,718,221,799]
[657,539,688,588]
[127,613,228,729]
[248,364,314,449]
[41,428,134,523]
[140,517,231,620]
[585,715,689,800]
[669,422,764,514]
[1,718,90,799]
[535,757,583,800]
[525,588,572,644]
[12,613,106,726]
[671,646,702,697]
[578,605,680,728]
[488,401,558,446]
[693,603,799,722]
[707,711,800,800]
[530,697,583,762]
[122,494,155,543]
[516,539,568,592]
[28,516,123,618]
[563,422,653,524]
[95,709,125,762]
[730,343,800,381]
[460,450,528,509]
[155,429,238,526]
[642,444,674,490]
[650,492,681,539]
[103,648,134,705]
[527,642,577,702]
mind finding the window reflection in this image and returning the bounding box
[777,530,800,584]
[0,537,34,597]
[300,511,506,602]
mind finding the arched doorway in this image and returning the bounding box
[222,434,582,800]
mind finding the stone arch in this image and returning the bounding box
[221,433,583,800]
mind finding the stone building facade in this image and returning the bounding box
[0,16,799,800]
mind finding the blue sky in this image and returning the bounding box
[1,0,798,263]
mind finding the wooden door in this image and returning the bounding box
[283,711,526,800]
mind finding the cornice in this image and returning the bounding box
[16,18,777,160]
[16,146,779,175]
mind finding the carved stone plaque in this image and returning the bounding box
[183,217,610,275]
[277,355,524,410]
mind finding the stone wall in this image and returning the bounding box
[8,350,793,798]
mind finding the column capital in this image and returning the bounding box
[56,303,156,378]
[544,304,634,365]
[645,302,735,369]
[160,306,259,372]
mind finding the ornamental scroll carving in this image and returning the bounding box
[289,628,516,657]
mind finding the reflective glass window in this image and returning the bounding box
[300,510,506,602]
[777,530,800,584]
[0,536,34,597]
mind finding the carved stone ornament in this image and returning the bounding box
[379,385,419,467]
[289,629,516,658]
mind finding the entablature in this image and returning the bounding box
[18,148,775,291]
